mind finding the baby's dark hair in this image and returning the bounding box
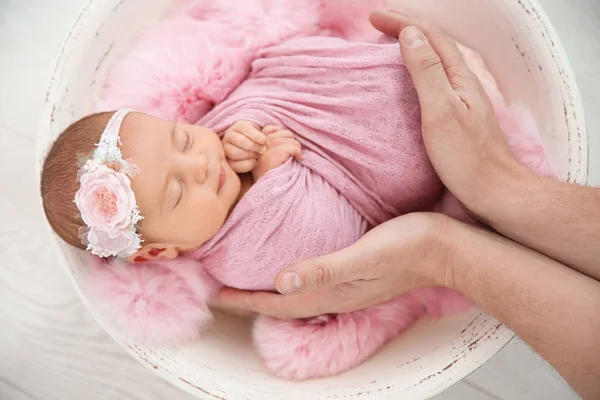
[40,111,115,249]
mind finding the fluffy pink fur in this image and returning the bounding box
[92,0,385,123]
[254,299,427,381]
[253,288,472,380]
[88,256,219,344]
[497,104,558,178]
[88,0,557,381]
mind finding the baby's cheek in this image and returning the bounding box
[187,200,227,246]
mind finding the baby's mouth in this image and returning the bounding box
[217,165,226,193]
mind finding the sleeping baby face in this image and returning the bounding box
[119,113,241,260]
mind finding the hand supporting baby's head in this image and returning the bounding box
[41,110,242,263]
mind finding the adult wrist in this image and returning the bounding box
[428,214,488,293]
[414,213,463,290]
[468,158,536,224]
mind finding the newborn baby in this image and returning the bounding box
[41,110,303,260]
[41,35,553,380]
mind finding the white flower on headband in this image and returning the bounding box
[73,109,143,258]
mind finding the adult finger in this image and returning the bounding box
[207,299,257,318]
[370,11,454,112]
[370,10,468,77]
[370,10,480,102]
[274,242,370,294]
[217,287,335,319]
[369,9,410,38]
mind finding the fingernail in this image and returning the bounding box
[259,146,267,154]
[279,272,301,294]
[403,26,426,47]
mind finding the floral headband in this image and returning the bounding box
[74,109,143,259]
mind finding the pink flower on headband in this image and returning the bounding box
[75,165,136,231]
[75,163,142,258]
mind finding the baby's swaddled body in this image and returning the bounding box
[196,36,443,292]
[181,36,469,380]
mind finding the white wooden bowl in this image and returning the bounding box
[35,0,587,398]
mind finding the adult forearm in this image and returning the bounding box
[446,218,600,399]
[475,165,600,280]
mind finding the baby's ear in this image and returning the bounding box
[128,244,180,263]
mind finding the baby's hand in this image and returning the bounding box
[252,125,302,181]
[222,121,268,173]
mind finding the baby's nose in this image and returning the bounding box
[191,153,209,183]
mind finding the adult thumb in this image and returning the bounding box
[275,247,361,295]
[399,26,454,114]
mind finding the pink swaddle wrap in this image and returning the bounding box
[195,159,368,291]
[195,36,443,291]
[88,2,557,381]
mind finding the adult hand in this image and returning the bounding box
[217,213,453,319]
[369,11,600,280]
[370,10,528,217]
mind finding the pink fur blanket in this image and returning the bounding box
[88,0,556,381]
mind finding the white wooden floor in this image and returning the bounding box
[1,0,598,399]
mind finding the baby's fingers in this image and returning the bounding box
[229,159,258,174]
[267,129,295,139]
[276,142,303,161]
[290,144,303,161]
[223,143,259,161]
[262,125,282,135]
[226,130,267,153]
[240,125,268,147]
[269,136,301,148]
